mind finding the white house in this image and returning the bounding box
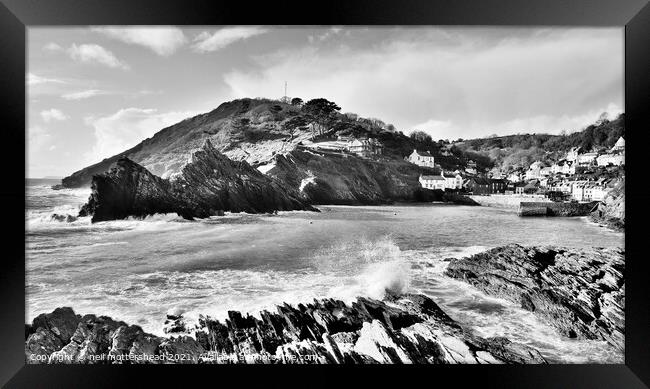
[611,136,625,152]
[507,171,523,183]
[408,149,435,168]
[548,180,573,194]
[566,147,581,162]
[347,138,383,157]
[571,181,607,201]
[443,172,463,189]
[577,152,598,166]
[551,160,576,175]
[419,174,446,190]
[589,185,609,201]
[571,181,589,201]
[525,161,545,180]
[596,152,624,167]
[465,160,478,174]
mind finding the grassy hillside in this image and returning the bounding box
[452,114,625,172]
[62,98,454,187]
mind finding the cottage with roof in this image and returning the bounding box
[419,174,446,190]
[347,138,383,157]
[525,161,546,180]
[408,149,435,168]
[465,177,491,195]
[611,136,625,152]
[577,152,598,166]
[552,159,577,175]
[443,172,463,190]
[566,147,581,162]
[597,151,624,167]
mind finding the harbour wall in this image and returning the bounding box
[468,194,597,217]
[518,201,598,217]
[468,194,551,210]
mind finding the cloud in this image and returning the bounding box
[192,27,268,53]
[224,28,622,139]
[67,43,129,70]
[84,108,200,163]
[410,119,455,139]
[27,125,51,152]
[27,72,65,85]
[40,109,69,122]
[92,26,187,56]
[61,89,109,100]
[43,42,63,52]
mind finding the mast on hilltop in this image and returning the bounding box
[281,81,290,103]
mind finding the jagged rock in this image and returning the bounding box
[50,213,77,222]
[108,325,146,362]
[163,313,188,335]
[445,244,624,351]
[129,333,163,364]
[31,307,80,345]
[159,336,205,364]
[79,139,318,222]
[25,293,548,365]
[25,328,63,363]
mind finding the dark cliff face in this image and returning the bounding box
[79,158,179,222]
[172,140,316,215]
[79,140,317,222]
[445,244,625,352]
[268,149,427,205]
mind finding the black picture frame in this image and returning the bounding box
[2,0,648,387]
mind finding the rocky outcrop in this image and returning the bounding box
[79,139,317,222]
[590,178,625,231]
[445,245,624,351]
[266,149,438,205]
[25,293,546,364]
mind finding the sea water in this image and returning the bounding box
[26,179,624,363]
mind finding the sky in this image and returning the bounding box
[27,26,623,178]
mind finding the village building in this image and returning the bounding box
[490,179,508,194]
[577,152,598,166]
[465,177,506,195]
[539,176,549,188]
[589,184,610,201]
[443,172,463,190]
[572,181,609,202]
[465,160,478,174]
[465,177,491,195]
[525,161,546,180]
[347,138,383,157]
[523,180,540,194]
[419,174,446,190]
[551,160,576,175]
[506,170,523,183]
[566,147,581,162]
[515,182,527,195]
[408,149,435,168]
[596,152,624,167]
[548,180,573,194]
[611,136,625,152]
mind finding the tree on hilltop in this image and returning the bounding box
[302,98,341,136]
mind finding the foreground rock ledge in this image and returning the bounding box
[25,293,546,364]
[445,244,624,351]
